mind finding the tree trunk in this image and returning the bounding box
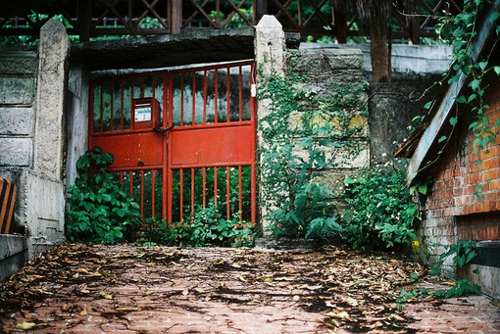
[369,26,389,82]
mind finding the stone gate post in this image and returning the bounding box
[255,15,285,234]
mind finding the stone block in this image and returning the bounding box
[0,138,33,167]
[0,52,37,75]
[0,76,35,105]
[25,172,65,258]
[0,235,29,281]
[0,107,35,135]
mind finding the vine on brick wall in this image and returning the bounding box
[421,0,500,166]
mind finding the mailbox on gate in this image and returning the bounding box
[132,98,160,130]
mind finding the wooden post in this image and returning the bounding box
[77,0,92,42]
[333,0,347,44]
[254,0,267,25]
[410,16,420,45]
[170,0,183,34]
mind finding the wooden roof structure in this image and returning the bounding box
[1,0,462,44]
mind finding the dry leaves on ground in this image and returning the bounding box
[0,243,432,333]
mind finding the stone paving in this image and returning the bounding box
[0,244,499,333]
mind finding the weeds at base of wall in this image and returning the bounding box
[396,238,482,310]
[66,148,259,247]
[135,203,257,248]
[65,147,142,244]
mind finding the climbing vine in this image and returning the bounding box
[430,0,500,155]
[257,50,369,243]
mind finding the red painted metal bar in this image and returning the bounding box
[191,72,196,126]
[179,169,184,222]
[214,69,219,124]
[190,168,195,216]
[89,60,256,223]
[202,167,207,208]
[226,66,231,122]
[203,70,207,125]
[226,166,231,220]
[213,167,218,206]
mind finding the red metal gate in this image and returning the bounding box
[89,61,256,224]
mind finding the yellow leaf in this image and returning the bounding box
[182,289,189,296]
[443,281,457,286]
[292,295,301,301]
[99,291,113,299]
[15,322,36,330]
[325,310,351,321]
[80,305,88,316]
[343,297,358,306]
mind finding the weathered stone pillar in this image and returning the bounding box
[255,15,285,234]
[34,19,69,179]
[29,19,69,256]
[255,15,285,79]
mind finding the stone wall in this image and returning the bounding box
[0,20,69,277]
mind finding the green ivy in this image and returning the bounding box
[257,60,368,244]
[435,0,500,153]
[66,147,141,244]
[136,201,256,247]
[340,167,419,251]
[430,238,482,298]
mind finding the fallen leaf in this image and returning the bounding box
[99,291,113,300]
[343,297,358,306]
[116,307,139,312]
[326,310,352,321]
[15,322,36,330]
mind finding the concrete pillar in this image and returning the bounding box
[28,19,69,256]
[255,15,285,79]
[66,64,90,186]
[34,19,69,180]
[254,15,285,234]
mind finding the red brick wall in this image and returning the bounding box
[425,77,500,242]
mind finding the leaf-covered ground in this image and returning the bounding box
[0,243,480,333]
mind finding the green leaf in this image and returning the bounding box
[424,101,433,110]
[477,61,488,71]
[489,11,500,23]
[438,135,447,143]
[449,117,458,126]
[468,79,481,90]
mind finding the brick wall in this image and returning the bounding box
[416,75,500,277]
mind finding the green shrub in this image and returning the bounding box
[66,147,141,244]
[137,201,256,247]
[340,167,419,251]
[257,71,368,244]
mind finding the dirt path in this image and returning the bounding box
[0,244,498,333]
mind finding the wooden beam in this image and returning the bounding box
[406,0,500,184]
[77,0,92,42]
[170,0,182,33]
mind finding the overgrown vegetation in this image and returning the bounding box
[430,238,481,299]
[257,53,423,250]
[416,0,500,168]
[340,166,420,251]
[257,54,368,244]
[136,202,255,248]
[397,238,481,309]
[66,147,141,244]
[66,148,256,246]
